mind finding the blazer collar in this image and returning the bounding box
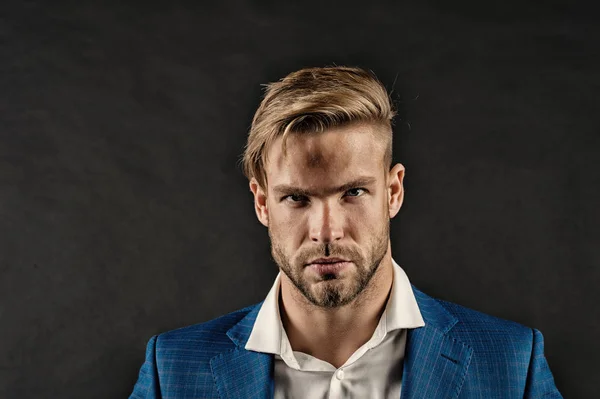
[210,302,275,399]
[212,287,473,399]
[401,285,473,399]
[226,302,263,347]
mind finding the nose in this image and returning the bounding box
[309,200,344,244]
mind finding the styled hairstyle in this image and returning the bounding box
[241,66,396,189]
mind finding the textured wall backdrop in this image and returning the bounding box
[1,1,598,397]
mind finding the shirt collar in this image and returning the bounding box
[245,258,425,355]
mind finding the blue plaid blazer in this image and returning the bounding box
[129,286,562,398]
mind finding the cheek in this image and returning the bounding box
[351,196,385,220]
[350,200,388,234]
[268,207,305,246]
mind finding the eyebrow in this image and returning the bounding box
[272,176,378,197]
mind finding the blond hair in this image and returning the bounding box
[241,66,396,189]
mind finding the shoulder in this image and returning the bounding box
[411,289,560,395]
[154,302,262,355]
[134,303,263,396]
[442,298,531,334]
[439,298,535,354]
[415,287,534,349]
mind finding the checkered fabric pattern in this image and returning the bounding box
[129,286,562,398]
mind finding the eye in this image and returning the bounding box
[345,188,366,197]
[282,194,308,203]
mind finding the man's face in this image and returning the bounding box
[251,122,404,308]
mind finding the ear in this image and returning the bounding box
[388,163,405,219]
[249,177,269,227]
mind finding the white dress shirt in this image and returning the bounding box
[245,259,425,399]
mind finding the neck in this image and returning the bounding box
[279,252,394,369]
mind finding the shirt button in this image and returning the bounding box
[336,369,345,380]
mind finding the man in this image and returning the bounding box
[130,66,562,398]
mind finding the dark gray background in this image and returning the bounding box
[1,0,598,398]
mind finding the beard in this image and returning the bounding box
[269,220,390,308]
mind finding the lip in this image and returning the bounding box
[308,257,349,265]
[308,260,352,275]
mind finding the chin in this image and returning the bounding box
[313,282,352,298]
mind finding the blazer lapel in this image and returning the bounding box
[401,287,473,399]
[209,288,474,399]
[210,303,274,399]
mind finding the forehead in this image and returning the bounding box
[265,122,385,191]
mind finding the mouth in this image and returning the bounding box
[306,258,352,275]
[307,257,349,265]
